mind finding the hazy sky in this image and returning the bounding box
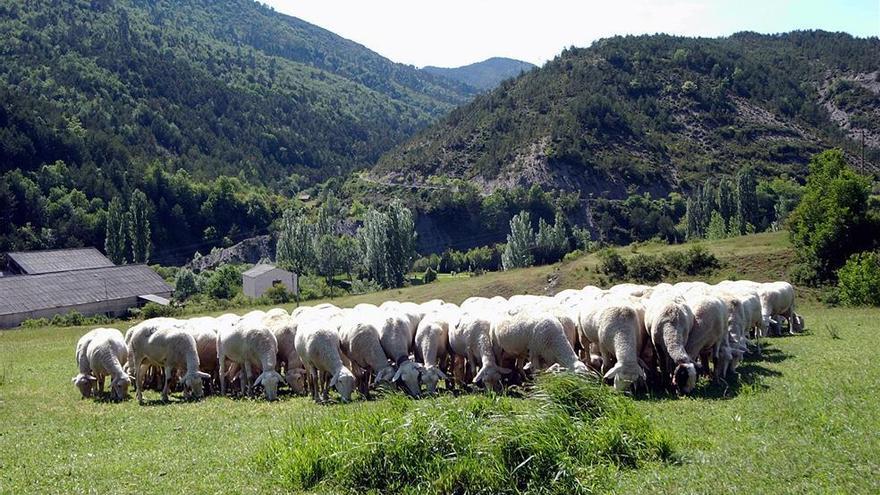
[262,0,879,68]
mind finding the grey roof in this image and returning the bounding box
[0,265,172,315]
[7,248,114,274]
[242,264,286,277]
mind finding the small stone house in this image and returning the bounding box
[242,264,297,299]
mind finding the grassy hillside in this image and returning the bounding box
[375,32,880,197]
[423,57,537,91]
[1,232,877,493]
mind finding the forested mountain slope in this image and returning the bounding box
[375,32,880,198]
[423,57,536,91]
[0,0,475,189]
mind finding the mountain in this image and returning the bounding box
[0,0,476,188]
[423,57,537,91]
[375,32,880,199]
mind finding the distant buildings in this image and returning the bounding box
[242,264,297,299]
[0,248,172,329]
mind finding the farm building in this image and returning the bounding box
[0,248,172,328]
[242,264,297,298]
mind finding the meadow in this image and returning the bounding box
[1,232,878,494]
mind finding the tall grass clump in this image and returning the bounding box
[256,373,674,494]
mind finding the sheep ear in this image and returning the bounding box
[86,375,97,382]
[197,371,211,379]
[522,362,533,371]
[392,367,403,382]
[329,371,340,387]
[254,373,264,387]
[472,367,486,384]
[603,364,622,380]
[71,376,79,384]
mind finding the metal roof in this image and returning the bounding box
[0,265,172,315]
[242,264,287,278]
[6,248,114,274]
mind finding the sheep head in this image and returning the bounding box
[672,362,697,395]
[255,370,286,401]
[285,368,307,394]
[110,375,131,401]
[604,362,646,392]
[72,374,96,399]
[473,364,511,392]
[392,360,422,398]
[180,371,211,399]
[419,366,447,395]
[374,365,396,384]
[330,368,356,403]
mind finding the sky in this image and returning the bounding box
[262,0,879,68]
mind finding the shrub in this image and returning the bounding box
[350,278,382,295]
[141,302,181,319]
[598,248,627,280]
[626,254,667,283]
[264,283,292,304]
[256,373,673,495]
[423,266,437,284]
[20,318,50,328]
[205,265,242,300]
[677,245,719,275]
[299,275,332,300]
[173,268,199,301]
[837,251,880,306]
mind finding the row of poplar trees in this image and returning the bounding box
[104,189,152,264]
[685,167,758,240]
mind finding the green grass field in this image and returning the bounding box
[1,232,878,493]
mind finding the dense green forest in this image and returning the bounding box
[423,57,537,91]
[376,31,880,195]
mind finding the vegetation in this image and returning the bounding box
[422,57,537,91]
[836,251,880,306]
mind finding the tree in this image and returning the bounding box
[534,212,569,264]
[789,149,874,283]
[837,251,880,306]
[502,211,535,270]
[173,268,199,301]
[276,209,314,275]
[128,189,151,263]
[337,235,360,283]
[716,179,735,229]
[313,234,340,293]
[359,208,389,286]
[685,197,700,240]
[357,201,417,288]
[104,197,127,264]
[735,167,758,235]
[705,211,728,240]
[205,265,241,300]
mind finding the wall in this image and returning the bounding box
[0,292,172,329]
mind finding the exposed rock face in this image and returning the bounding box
[186,235,275,272]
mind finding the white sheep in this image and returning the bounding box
[579,297,647,391]
[337,310,396,396]
[378,308,422,397]
[128,320,210,403]
[217,313,286,401]
[682,292,729,383]
[448,309,511,391]
[492,306,588,377]
[72,328,129,400]
[294,316,356,403]
[262,310,307,394]
[414,311,454,394]
[181,316,221,393]
[644,293,697,393]
[759,281,802,335]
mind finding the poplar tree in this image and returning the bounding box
[105,196,127,264]
[276,209,314,275]
[128,189,151,263]
[502,211,535,270]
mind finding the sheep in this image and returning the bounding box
[448,309,511,392]
[217,313,286,401]
[294,316,356,403]
[682,292,729,383]
[492,306,589,377]
[128,320,210,403]
[337,311,395,396]
[262,310,307,394]
[644,294,697,394]
[609,283,652,298]
[181,316,221,393]
[378,308,422,397]
[759,281,802,335]
[414,311,454,394]
[72,328,129,400]
[578,297,647,391]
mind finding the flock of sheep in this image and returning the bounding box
[72,279,802,403]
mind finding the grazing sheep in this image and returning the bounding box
[414,312,453,394]
[609,283,652,298]
[492,306,588,376]
[295,317,356,403]
[759,282,802,335]
[128,320,210,403]
[579,297,647,391]
[181,317,221,393]
[263,310,307,394]
[73,328,129,400]
[217,313,286,401]
[337,312,395,396]
[378,308,422,398]
[683,293,729,382]
[644,294,696,394]
[449,309,511,391]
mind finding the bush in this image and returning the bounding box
[626,254,668,283]
[264,284,292,304]
[666,245,719,276]
[598,248,627,280]
[423,266,437,284]
[204,265,242,300]
[141,302,181,319]
[350,278,382,295]
[173,268,199,301]
[256,373,673,495]
[837,251,880,306]
[299,275,332,300]
[20,318,50,328]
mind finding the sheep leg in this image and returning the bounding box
[162,364,172,402]
[308,366,319,402]
[320,370,330,402]
[97,374,106,395]
[219,354,227,396]
[135,356,145,404]
[243,364,254,397]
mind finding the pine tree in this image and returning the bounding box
[127,189,151,263]
[502,211,535,270]
[104,197,127,264]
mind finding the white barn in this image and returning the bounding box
[242,264,297,299]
